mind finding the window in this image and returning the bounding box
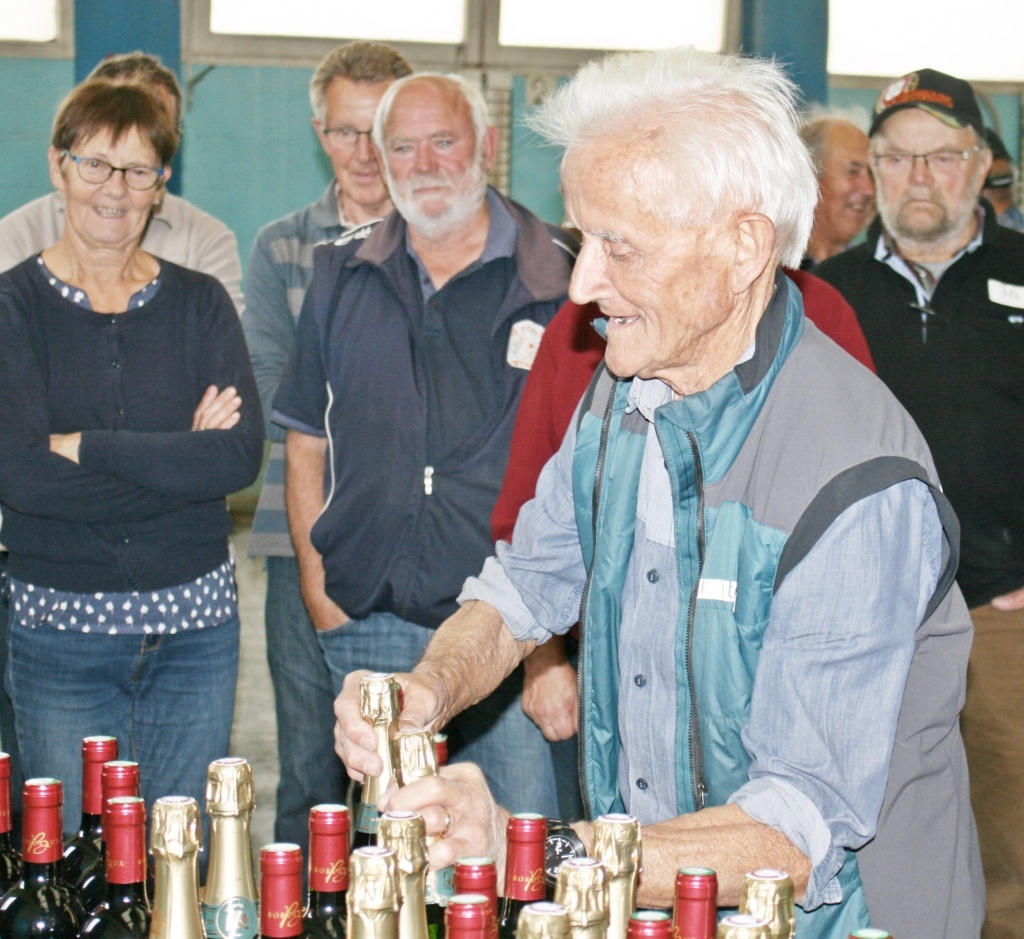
[0,0,72,56]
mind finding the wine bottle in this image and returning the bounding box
[78,759,142,914]
[261,843,310,938]
[347,846,399,939]
[672,868,717,939]
[353,674,400,849]
[378,810,429,939]
[202,757,260,939]
[626,911,670,939]
[305,803,349,939]
[79,796,150,936]
[512,901,569,939]
[395,729,453,938]
[445,894,490,939]
[591,814,640,939]
[552,858,608,939]
[496,814,547,939]
[737,869,794,939]
[0,777,81,938]
[149,795,205,939]
[62,735,118,890]
[432,734,448,768]
[0,751,22,895]
[454,857,497,937]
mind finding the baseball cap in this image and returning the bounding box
[870,68,985,138]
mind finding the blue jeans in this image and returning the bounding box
[6,613,239,848]
[265,556,347,847]
[317,611,580,819]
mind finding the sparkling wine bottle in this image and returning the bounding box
[352,675,400,849]
[202,757,259,939]
[591,815,640,939]
[78,796,151,936]
[347,847,399,939]
[305,804,349,939]
[378,811,429,939]
[513,901,569,939]
[260,843,310,938]
[552,858,608,939]
[0,777,81,938]
[0,751,22,895]
[78,759,141,914]
[496,814,547,939]
[149,795,205,939]
[62,735,118,890]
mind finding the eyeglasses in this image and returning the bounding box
[871,145,983,177]
[63,151,165,191]
[321,126,374,151]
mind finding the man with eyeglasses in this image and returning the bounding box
[817,68,1024,938]
[241,40,412,853]
[273,72,578,822]
[0,52,244,314]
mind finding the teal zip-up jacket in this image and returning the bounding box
[571,274,980,936]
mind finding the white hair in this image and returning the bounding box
[372,72,490,156]
[527,47,818,268]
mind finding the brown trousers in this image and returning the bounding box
[962,602,1024,938]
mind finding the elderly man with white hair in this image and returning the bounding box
[332,49,983,938]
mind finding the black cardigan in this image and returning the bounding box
[0,257,264,592]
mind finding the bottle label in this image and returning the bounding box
[355,801,380,835]
[203,896,259,939]
[425,865,455,905]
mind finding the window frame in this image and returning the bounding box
[0,0,74,59]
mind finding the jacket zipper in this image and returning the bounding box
[576,377,617,821]
[684,430,708,810]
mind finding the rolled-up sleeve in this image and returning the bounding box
[459,405,587,642]
[730,478,943,910]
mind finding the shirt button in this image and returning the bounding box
[117,407,125,415]
[634,674,646,688]
[121,536,130,544]
[646,569,659,584]
[111,360,120,369]
[636,778,648,791]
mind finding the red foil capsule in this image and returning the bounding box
[504,814,546,901]
[309,803,350,893]
[673,867,717,939]
[81,736,119,815]
[628,910,671,939]
[447,893,491,939]
[261,843,306,937]
[0,752,12,835]
[22,778,64,864]
[105,796,147,885]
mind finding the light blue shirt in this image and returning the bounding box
[460,374,943,910]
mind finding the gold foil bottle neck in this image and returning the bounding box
[151,795,202,859]
[350,846,401,914]
[553,858,609,931]
[716,913,771,939]
[516,902,571,939]
[591,814,641,877]
[206,757,256,816]
[395,730,439,785]
[378,811,427,876]
[360,673,401,725]
[738,869,794,939]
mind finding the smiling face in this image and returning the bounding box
[379,78,495,238]
[49,125,166,255]
[562,139,747,395]
[872,107,991,255]
[314,76,394,225]
[812,122,874,257]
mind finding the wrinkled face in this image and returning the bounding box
[816,122,874,248]
[379,79,493,238]
[315,77,394,222]
[871,108,991,247]
[49,126,166,253]
[562,140,737,392]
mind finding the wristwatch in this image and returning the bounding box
[545,820,587,888]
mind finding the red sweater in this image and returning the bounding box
[491,269,876,542]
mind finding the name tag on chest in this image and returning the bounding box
[988,279,1024,311]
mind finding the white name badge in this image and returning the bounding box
[506,319,545,370]
[696,578,738,610]
[987,279,1024,311]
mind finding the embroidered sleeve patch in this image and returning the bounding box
[506,319,546,370]
[988,279,1024,311]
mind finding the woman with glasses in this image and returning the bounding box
[0,80,263,840]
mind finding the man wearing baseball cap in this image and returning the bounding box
[982,127,1024,232]
[817,68,1024,938]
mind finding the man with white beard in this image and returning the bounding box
[817,67,1024,937]
[272,73,579,817]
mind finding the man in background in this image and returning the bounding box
[799,114,875,266]
[274,73,578,818]
[242,40,412,850]
[817,68,1024,937]
[0,51,244,312]
[981,127,1023,231]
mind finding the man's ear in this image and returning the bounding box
[480,125,499,174]
[729,213,776,295]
